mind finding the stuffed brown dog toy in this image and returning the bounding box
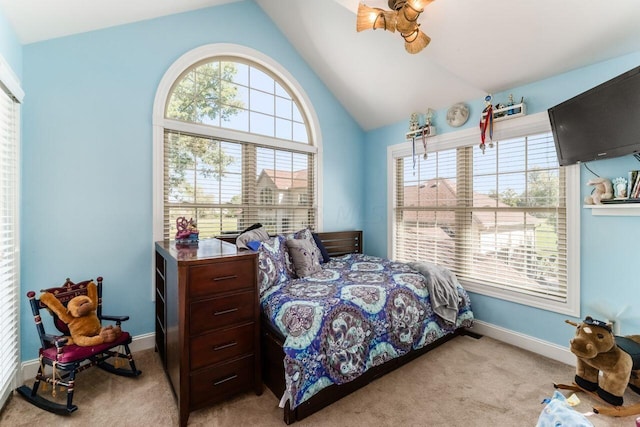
[568,316,640,406]
[40,281,121,347]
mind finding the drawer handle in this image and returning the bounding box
[213,307,238,316]
[213,341,237,351]
[213,374,238,386]
[213,275,237,282]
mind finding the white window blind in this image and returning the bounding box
[394,130,570,306]
[162,57,316,239]
[0,87,19,408]
[163,131,315,239]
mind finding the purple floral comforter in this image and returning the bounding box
[260,253,474,409]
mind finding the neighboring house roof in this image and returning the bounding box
[257,169,308,190]
[401,178,541,229]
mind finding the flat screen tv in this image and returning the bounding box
[548,65,640,166]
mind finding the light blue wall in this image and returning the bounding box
[20,1,365,360]
[0,6,22,79]
[14,0,639,360]
[364,51,640,346]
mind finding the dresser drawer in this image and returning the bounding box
[190,355,254,408]
[190,323,254,370]
[188,258,255,298]
[190,291,255,335]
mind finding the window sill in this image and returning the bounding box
[462,280,579,317]
[583,204,640,216]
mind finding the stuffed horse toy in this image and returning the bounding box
[556,317,640,416]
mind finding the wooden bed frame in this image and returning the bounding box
[220,230,476,424]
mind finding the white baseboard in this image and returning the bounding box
[20,332,156,383]
[469,320,576,367]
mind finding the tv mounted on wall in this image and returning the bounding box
[548,65,640,167]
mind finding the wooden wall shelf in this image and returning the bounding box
[405,126,436,141]
[482,102,527,122]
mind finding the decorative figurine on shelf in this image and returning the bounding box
[479,95,494,154]
[507,93,515,115]
[175,216,199,245]
[584,177,613,205]
[409,112,420,132]
[424,108,434,128]
[612,177,628,199]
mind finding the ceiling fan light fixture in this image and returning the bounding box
[403,29,430,54]
[356,3,396,32]
[395,0,423,33]
[357,0,433,54]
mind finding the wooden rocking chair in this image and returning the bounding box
[16,277,142,414]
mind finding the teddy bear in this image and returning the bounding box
[584,177,613,205]
[567,316,640,406]
[40,281,121,347]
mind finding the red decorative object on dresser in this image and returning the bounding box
[155,238,261,427]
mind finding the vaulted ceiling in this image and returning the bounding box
[2,0,640,130]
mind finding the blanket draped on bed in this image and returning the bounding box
[407,261,461,325]
[260,253,474,409]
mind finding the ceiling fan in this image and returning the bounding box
[356,0,433,54]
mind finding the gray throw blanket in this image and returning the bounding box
[407,261,461,325]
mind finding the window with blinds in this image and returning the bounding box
[393,126,576,312]
[162,57,316,239]
[0,86,19,408]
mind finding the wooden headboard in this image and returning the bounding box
[315,230,363,256]
[216,230,363,256]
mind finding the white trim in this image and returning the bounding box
[20,333,155,383]
[387,145,395,261]
[584,203,640,216]
[162,118,318,154]
[565,164,581,316]
[390,112,554,159]
[0,54,24,102]
[388,112,581,316]
[12,102,22,394]
[470,320,575,366]
[152,43,324,299]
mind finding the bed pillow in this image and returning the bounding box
[312,233,331,264]
[257,235,291,296]
[286,238,322,277]
[236,226,270,250]
[287,228,324,265]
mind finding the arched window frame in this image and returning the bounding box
[152,44,323,246]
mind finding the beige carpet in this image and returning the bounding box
[2,335,639,426]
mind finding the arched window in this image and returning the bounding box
[153,45,321,241]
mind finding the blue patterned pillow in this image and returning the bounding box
[257,235,291,296]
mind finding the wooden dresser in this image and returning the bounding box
[155,238,261,427]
